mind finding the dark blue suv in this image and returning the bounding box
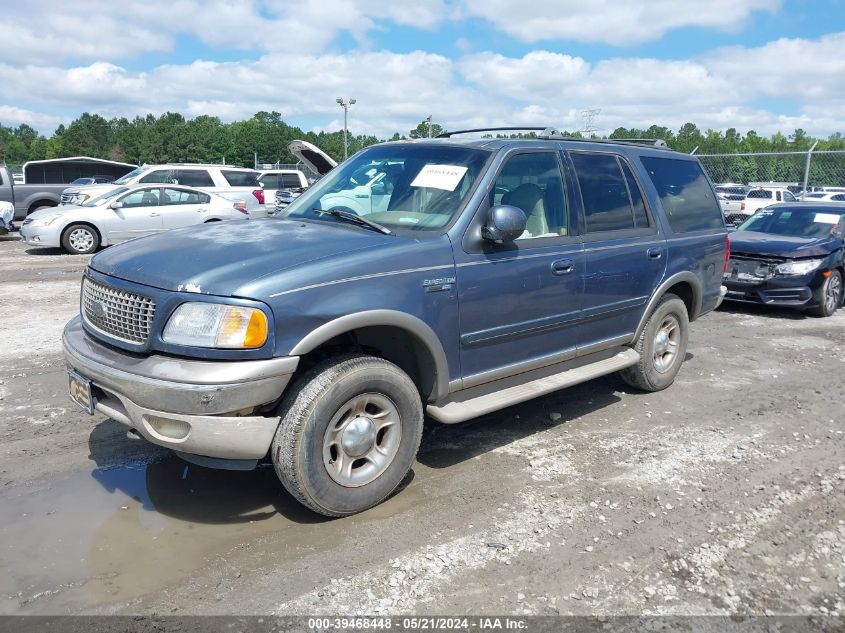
[62,129,728,516]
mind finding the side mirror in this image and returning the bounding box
[109,201,124,210]
[482,204,527,243]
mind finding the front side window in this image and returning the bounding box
[783,191,796,202]
[178,170,214,187]
[572,153,637,233]
[641,156,723,233]
[120,188,160,208]
[492,152,568,239]
[284,144,490,232]
[139,170,175,184]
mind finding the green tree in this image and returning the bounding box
[409,119,444,139]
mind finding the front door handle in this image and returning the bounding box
[149,212,161,217]
[647,247,663,260]
[551,259,574,275]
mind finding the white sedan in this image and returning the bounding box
[20,184,253,254]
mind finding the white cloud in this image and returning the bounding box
[0,106,66,132]
[458,0,781,45]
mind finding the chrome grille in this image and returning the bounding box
[82,277,156,344]
[60,193,76,204]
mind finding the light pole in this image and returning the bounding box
[426,114,432,138]
[336,97,356,160]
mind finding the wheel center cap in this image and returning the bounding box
[654,330,670,355]
[341,417,376,458]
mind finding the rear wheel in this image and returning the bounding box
[620,293,689,392]
[61,224,99,254]
[812,269,842,317]
[271,354,423,517]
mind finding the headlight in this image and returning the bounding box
[775,259,823,276]
[163,303,268,348]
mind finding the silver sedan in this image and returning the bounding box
[20,184,253,254]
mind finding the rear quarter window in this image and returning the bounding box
[640,157,723,233]
[222,170,261,187]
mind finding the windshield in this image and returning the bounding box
[738,208,845,238]
[283,144,490,232]
[114,167,147,185]
[82,187,129,207]
[71,178,93,185]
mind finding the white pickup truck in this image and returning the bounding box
[726,186,798,224]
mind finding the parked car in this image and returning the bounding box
[20,184,251,254]
[258,169,309,208]
[724,203,845,316]
[800,192,845,202]
[70,176,115,185]
[0,166,85,221]
[62,130,727,516]
[270,140,338,215]
[60,164,268,218]
[738,186,798,219]
[714,183,750,223]
[272,188,305,214]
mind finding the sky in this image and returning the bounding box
[0,0,844,139]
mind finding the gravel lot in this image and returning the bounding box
[0,234,843,617]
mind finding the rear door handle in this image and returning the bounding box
[551,259,574,275]
[647,247,663,260]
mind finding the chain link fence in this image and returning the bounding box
[698,150,845,189]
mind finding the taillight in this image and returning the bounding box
[253,189,265,204]
[740,201,745,211]
[724,236,731,273]
[233,201,248,214]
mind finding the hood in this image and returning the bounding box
[288,140,337,176]
[729,231,842,259]
[88,218,398,297]
[28,204,85,220]
[62,183,118,198]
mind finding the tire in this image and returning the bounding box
[811,269,842,317]
[271,354,424,517]
[620,293,689,392]
[61,224,99,255]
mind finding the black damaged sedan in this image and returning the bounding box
[724,203,845,317]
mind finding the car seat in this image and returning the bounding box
[502,183,548,236]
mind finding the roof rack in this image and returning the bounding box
[437,128,670,149]
[437,126,564,139]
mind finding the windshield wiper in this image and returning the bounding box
[314,209,393,235]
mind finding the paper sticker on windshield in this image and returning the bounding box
[411,164,468,191]
[814,212,840,224]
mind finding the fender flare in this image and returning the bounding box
[632,272,702,343]
[289,309,451,400]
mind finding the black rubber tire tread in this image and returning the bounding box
[620,293,689,392]
[60,223,99,255]
[271,354,423,517]
[810,269,842,318]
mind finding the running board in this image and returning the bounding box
[427,348,640,424]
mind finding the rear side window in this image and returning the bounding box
[571,153,641,233]
[222,170,261,187]
[178,170,214,187]
[640,157,723,233]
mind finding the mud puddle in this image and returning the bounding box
[0,454,328,614]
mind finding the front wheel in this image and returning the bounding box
[620,293,689,392]
[61,224,99,254]
[811,269,842,317]
[271,354,423,517]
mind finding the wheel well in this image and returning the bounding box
[664,281,696,320]
[27,200,58,215]
[297,325,438,401]
[62,222,102,243]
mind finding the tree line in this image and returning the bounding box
[1,111,843,169]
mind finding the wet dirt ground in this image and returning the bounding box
[1,234,843,617]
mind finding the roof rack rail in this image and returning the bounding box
[437,126,564,139]
[607,138,669,148]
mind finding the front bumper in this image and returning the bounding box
[19,223,59,248]
[722,280,814,307]
[62,316,299,460]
